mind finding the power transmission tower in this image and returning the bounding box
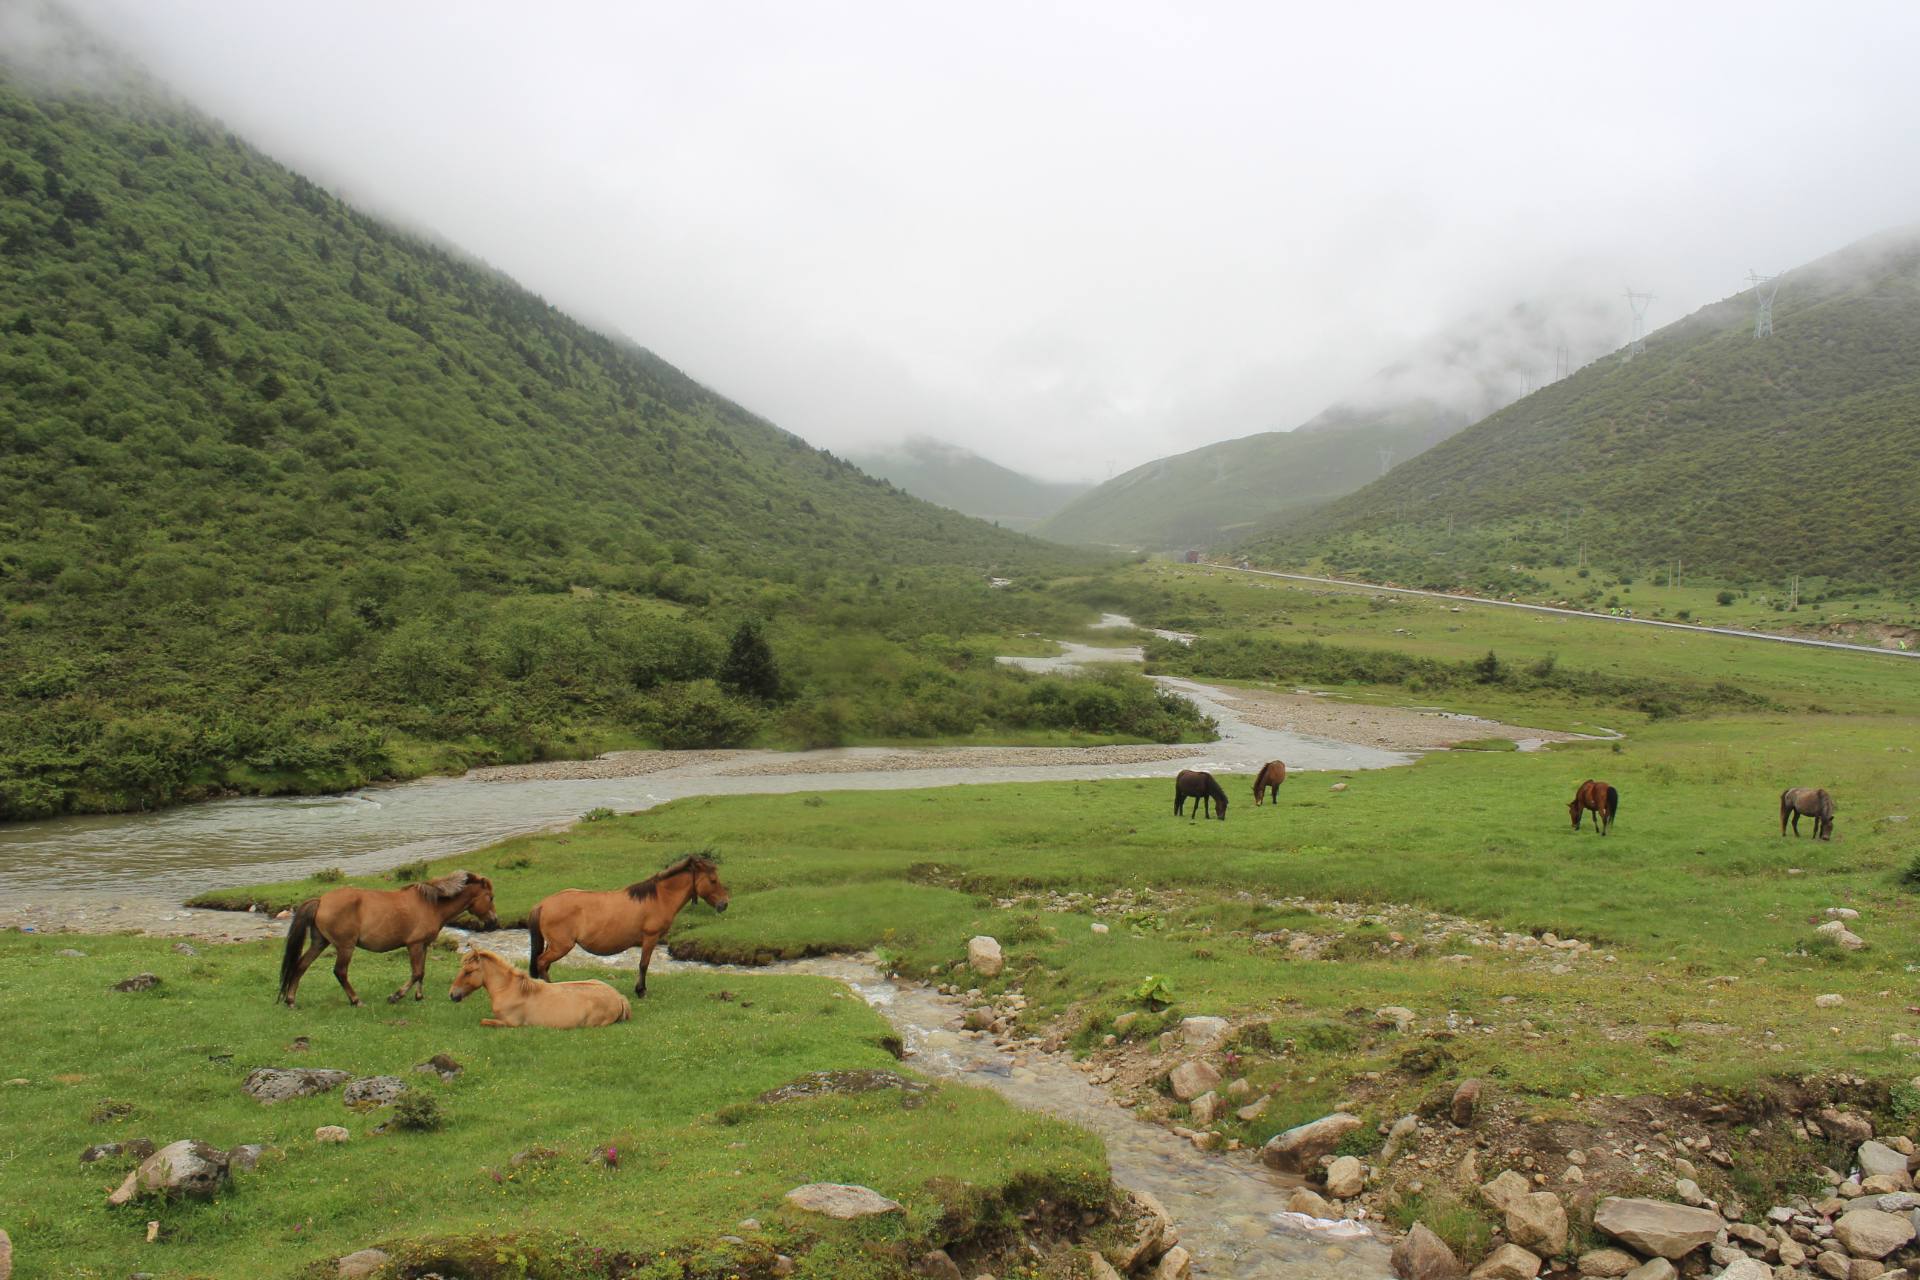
[1623,289,1655,358]
[1748,270,1781,338]
[1377,446,1395,477]
[1554,344,1571,380]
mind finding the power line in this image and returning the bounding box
[1623,289,1655,358]
[1748,270,1782,338]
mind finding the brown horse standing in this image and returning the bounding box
[278,871,499,1007]
[527,853,730,997]
[1780,787,1836,840]
[1568,779,1619,836]
[1174,770,1229,821]
[1252,760,1287,806]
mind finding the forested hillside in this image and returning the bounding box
[0,67,1205,820]
[848,437,1088,531]
[1247,229,1920,594]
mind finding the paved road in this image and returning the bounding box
[1214,565,1920,661]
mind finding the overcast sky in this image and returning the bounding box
[55,1,1920,480]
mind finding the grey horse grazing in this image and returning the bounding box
[1780,787,1835,840]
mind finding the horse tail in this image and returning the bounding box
[1606,786,1620,820]
[278,899,320,1001]
[527,903,547,980]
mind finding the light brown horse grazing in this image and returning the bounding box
[1252,760,1287,806]
[1781,787,1836,840]
[448,948,630,1028]
[278,871,499,1007]
[527,853,730,997]
[1568,779,1619,836]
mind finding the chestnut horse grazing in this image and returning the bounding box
[527,852,730,997]
[1174,769,1229,821]
[278,871,499,1007]
[1252,760,1287,806]
[1568,779,1619,836]
[448,948,630,1028]
[1780,787,1836,840]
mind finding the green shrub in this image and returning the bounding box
[390,1088,445,1132]
[313,867,345,883]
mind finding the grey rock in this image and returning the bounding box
[105,1140,229,1205]
[1325,1155,1365,1198]
[342,1076,407,1107]
[314,1125,349,1144]
[1452,1079,1484,1127]
[1832,1209,1914,1259]
[111,973,160,992]
[227,1143,270,1173]
[1815,1110,1874,1145]
[1168,1060,1222,1102]
[413,1054,463,1082]
[55,948,86,957]
[171,942,198,957]
[1261,1112,1361,1174]
[1593,1197,1726,1259]
[966,936,1004,978]
[243,1067,351,1103]
[1507,1191,1570,1257]
[1189,1091,1224,1126]
[1622,1260,1676,1280]
[1383,1114,1421,1164]
[336,1249,389,1279]
[1577,1249,1639,1277]
[1481,1170,1534,1215]
[1181,1015,1231,1049]
[0,1226,9,1280]
[1393,1223,1465,1280]
[1470,1244,1542,1280]
[782,1183,903,1219]
[1818,1253,1856,1280]
[1859,1144,1910,1181]
[1107,1188,1176,1272]
[1289,1187,1338,1219]
[916,1249,963,1280]
[1717,1260,1772,1280]
[80,1139,156,1164]
[1154,1245,1193,1279]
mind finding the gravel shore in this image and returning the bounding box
[1206,685,1583,751]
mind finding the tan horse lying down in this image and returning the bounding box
[448,948,630,1028]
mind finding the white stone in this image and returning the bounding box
[1325,1155,1365,1198]
[783,1183,904,1220]
[1168,1060,1222,1101]
[1181,1016,1231,1050]
[966,936,1004,977]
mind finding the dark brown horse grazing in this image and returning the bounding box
[278,871,499,1007]
[1174,770,1229,821]
[527,853,731,997]
[1252,760,1287,806]
[1781,787,1836,840]
[1568,779,1619,836]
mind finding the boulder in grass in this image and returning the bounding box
[105,1140,229,1205]
[337,1250,390,1279]
[782,1183,902,1220]
[1469,1244,1542,1280]
[1168,1060,1221,1102]
[1392,1223,1465,1280]
[966,936,1004,978]
[244,1067,351,1104]
[1261,1112,1361,1173]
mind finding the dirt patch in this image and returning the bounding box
[1199,685,1586,752]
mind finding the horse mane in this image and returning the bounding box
[625,850,719,901]
[416,870,478,902]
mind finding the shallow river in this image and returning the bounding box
[0,622,1407,905]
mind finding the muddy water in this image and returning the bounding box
[0,623,1408,908]
[453,935,1392,1280]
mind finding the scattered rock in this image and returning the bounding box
[1470,1243,1543,1280]
[1452,1079,1484,1127]
[1086,1253,1125,1280]
[916,1249,963,1280]
[337,1249,390,1279]
[1826,907,1861,920]
[55,948,86,957]
[1819,1253,1856,1280]
[1114,1011,1141,1035]
[1816,1110,1875,1145]
[314,1126,350,1144]
[1716,1259,1772,1280]
[1153,1245,1193,1279]
[966,936,1004,978]
[1236,1097,1269,1123]
[1592,1197,1727,1258]
[1180,1016,1230,1050]
[1816,994,1846,1008]
[1325,1155,1366,1199]
[244,1067,351,1104]
[1816,921,1867,950]
[1330,782,1349,793]
[1383,1114,1420,1164]
[1674,1178,1706,1206]
[1859,1143,1910,1181]
[1288,1187,1337,1218]
[0,1227,10,1280]
[1481,1170,1533,1215]
[1622,1260,1676,1280]
[1577,1249,1639,1277]
[413,1054,462,1082]
[171,942,198,957]
[105,1140,229,1205]
[227,1144,271,1173]
[1393,1223,1465,1280]
[1832,1209,1915,1259]
[80,1139,156,1165]
[1168,1060,1222,1102]
[759,1070,929,1106]
[343,1076,406,1107]
[1091,923,1110,936]
[1376,1006,1416,1031]
[112,974,160,992]
[1261,1112,1361,1173]
[1189,1091,1223,1126]
[782,1183,903,1220]
[1107,1189,1177,1272]
[1506,1191,1570,1257]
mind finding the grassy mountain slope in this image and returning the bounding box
[847,436,1089,531]
[1036,297,1620,551]
[0,67,1212,820]
[1246,228,1920,593]
[1034,406,1464,550]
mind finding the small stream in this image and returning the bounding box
[456,932,1393,1280]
